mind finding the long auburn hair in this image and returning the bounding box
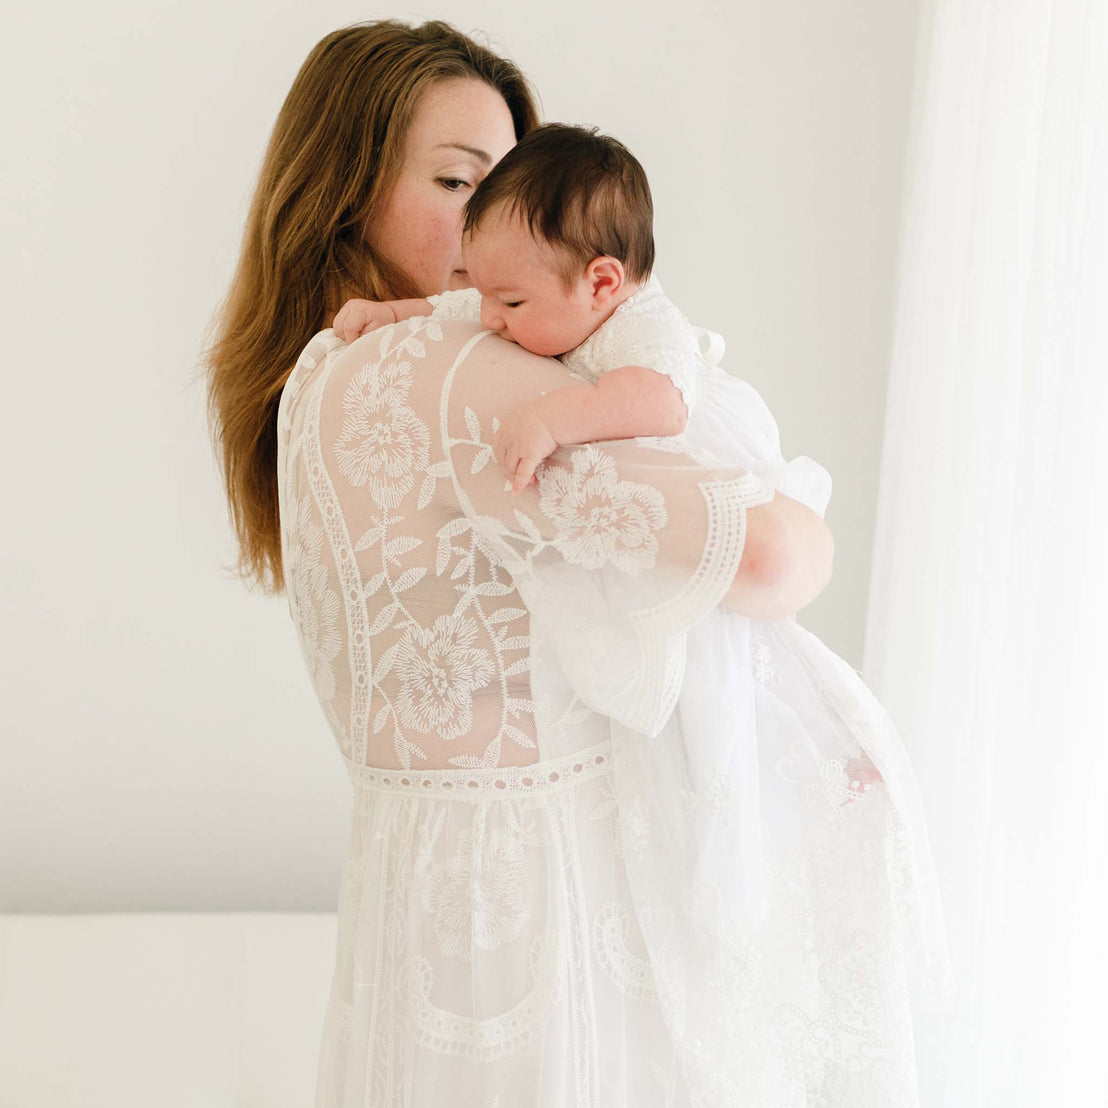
[204,20,538,594]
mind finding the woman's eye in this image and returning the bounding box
[438,177,470,192]
[504,301,523,309]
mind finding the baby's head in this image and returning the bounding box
[461,123,654,356]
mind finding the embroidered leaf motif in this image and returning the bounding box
[353,524,384,551]
[373,641,401,682]
[471,448,493,474]
[513,510,542,543]
[503,725,536,750]
[487,607,527,624]
[384,536,422,563]
[368,601,400,636]
[435,518,471,575]
[394,566,427,592]
[372,703,391,734]
[473,581,513,597]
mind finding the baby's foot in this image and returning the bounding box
[843,754,884,800]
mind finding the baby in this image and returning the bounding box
[333,123,701,493]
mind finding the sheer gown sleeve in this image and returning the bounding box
[440,332,775,737]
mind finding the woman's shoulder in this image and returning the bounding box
[289,320,484,383]
[290,322,576,418]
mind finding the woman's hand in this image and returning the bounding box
[492,402,559,492]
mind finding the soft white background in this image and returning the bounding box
[1,0,922,912]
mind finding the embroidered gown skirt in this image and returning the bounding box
[313,742,696,1108]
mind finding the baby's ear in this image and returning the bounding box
[586,256,625,307]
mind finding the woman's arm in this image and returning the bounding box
[724,491,834,619]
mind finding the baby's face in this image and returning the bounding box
[462,212,598,357]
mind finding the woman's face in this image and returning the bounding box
[369,78,518,297]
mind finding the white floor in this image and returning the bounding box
[0,913,337,1108]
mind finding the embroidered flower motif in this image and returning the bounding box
[538,446,667,573]
[395,614,495,740]
[422,808,535,961]
[335,359,430,508]
[621,795,653,858]
[752,634,780,684]
[681,770,735,816]
[286,498,341,701]
[821,930,892,1036]
[768,1006,852,1105]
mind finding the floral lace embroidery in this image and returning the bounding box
[394,613,496,741]
[681,770,735,817]
[752,632,782,684]
[285,496,341,702]
[335,354,432,509]
[281,319,539,771]
[418,803,542,962]
[539,446,667,572]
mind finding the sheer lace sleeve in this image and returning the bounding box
[443,330,774,736]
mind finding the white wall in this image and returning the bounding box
[0,0,921,910]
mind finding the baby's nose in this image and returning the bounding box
[479,297,504,332]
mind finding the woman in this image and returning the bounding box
[207,22,905,1107]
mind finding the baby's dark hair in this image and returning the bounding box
[463,123,654,289]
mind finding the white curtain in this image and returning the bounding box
[862,1,1108,1104]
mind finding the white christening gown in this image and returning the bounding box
[277,312,955,1108]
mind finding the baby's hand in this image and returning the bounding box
[492,403,559,493]
[332,299,395,344]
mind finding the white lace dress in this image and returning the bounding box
[277,316,955,1108]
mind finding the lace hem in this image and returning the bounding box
[344,739,613,800]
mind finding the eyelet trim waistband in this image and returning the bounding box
[344,740,614,801]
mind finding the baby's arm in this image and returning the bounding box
[332,298,433,344]
[333,288,482,343]
[493,365,689,493]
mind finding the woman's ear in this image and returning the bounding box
[585,256,625,309]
